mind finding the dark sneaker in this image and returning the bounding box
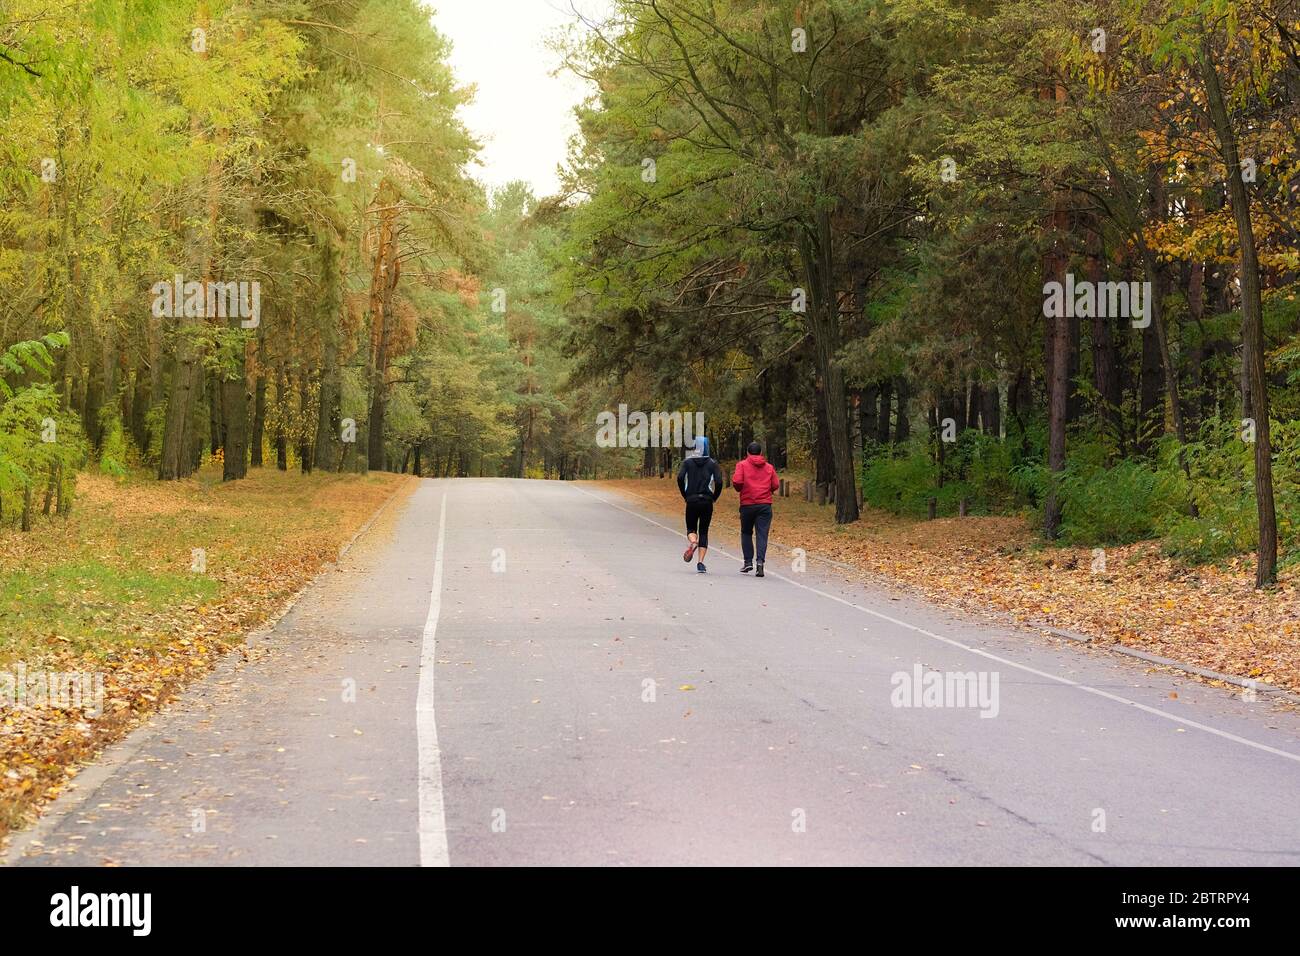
[755,563,765,578]
[740,564,753,574]
[697,562,707,574]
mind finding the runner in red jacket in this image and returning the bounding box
[731,441,780,577]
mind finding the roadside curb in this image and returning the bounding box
[1037,624,1300,705]
[0,476,415,866]
[603,480,1300,708]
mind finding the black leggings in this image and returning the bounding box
[685,498,714,549]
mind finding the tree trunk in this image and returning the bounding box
[250,373,266,467]
[1084,221,1123,451]
[1046,304,1069,540]
[367,184,400,472]
[221,322,248,482]
[876,379,893,445]
[131,365,150,452]
[798,210,859,523]
[275,367,289,471]
[42,464,57,516]
[367,370,388,472]
[163,60,222,481]
[893,377,911,444]
[158,319,200,480]
[1041,75,1070,538]
[762,372,789,468]
[813,381,834,487]
[1200,37,1276,586]
[1044,243,1069,539]
[860,385,879,456]
[208,367,222,456]
[221,373,247,480]
[929,406,945,487]
[299,374,313,474]
[767,411,788,469]
[315,238,342,470]
[82,352,104,451]
[1137,319,1163,452]
[1186,259,1206,433]
[981,385,1000,436]
[315,362,338,471]
[1066,313,1082,424]
[966,381,982,431]
[1139,170,1196,507]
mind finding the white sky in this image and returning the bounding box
[430,0,614,199]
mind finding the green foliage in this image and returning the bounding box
[0,384,87,523]
[144,402,168,465]
[1162,420,1300,564]
[1162,499,1258,564]
[0,332,84,522]
[98,407,129,480]
[862,441,938,516]
[1054,444,1188,546]
[1006,420,1300,562]
[942,430,1022,514]
[0,333,69,398]
[864,422,1044,519]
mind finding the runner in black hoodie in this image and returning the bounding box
[677,436,724,573]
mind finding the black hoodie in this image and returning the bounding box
[677,455,724,502]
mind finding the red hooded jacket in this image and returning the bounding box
[732,454,780,506]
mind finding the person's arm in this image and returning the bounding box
[769,465,780,495]
[711,461,724,501]
[676,460,689,500]
[731,461,744,489]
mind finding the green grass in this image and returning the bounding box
[0,465,404,669]
[0,560,219,663]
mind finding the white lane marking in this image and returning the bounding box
[571,484,1300,765]
[417,491,451,866]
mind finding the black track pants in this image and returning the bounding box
[739,503,773,565]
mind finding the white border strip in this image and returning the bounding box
[417,491,451,866]
[571,483,1300,765]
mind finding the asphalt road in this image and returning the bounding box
[9,478,1300,866]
